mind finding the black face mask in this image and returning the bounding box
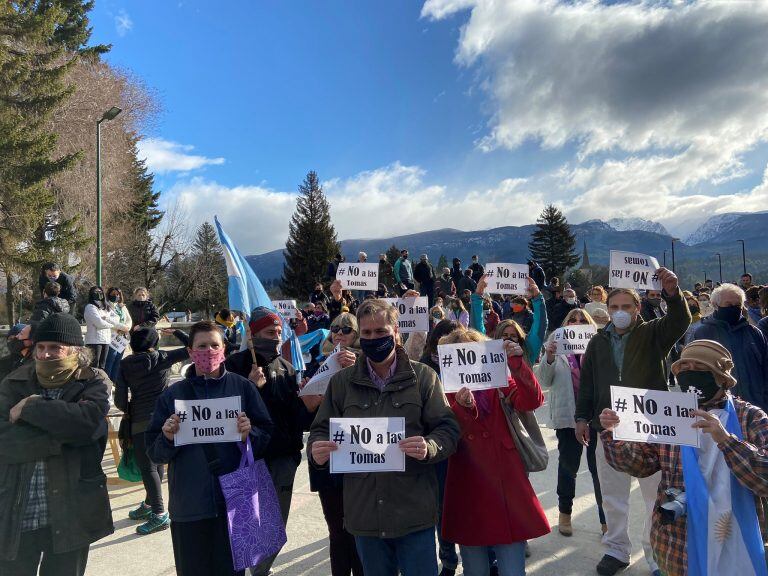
[251,337,281,366]
[689,305,700,315]
[7,339,26,357]
[713,305,742,325]
[108,294,120,303]
[360,334,396,363]
[647,297,662,308]
[677,370,721,406]
[93,291,103,300]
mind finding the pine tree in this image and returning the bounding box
[281,171,340,298]
[0,1,104,322]
[190,222,227,315]
[437,254,448,272]
[528,204,580,280]
[386,245,401,269]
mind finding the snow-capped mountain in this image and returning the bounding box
[605,217,670,236]
[685,213,748,245]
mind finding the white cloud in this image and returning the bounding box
[422,0,768,231]
[115,9,133,37]
[169,163,545,254]
[138,138,225,174]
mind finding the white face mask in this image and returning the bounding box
[611,310,633,330]
[565,297,577,305]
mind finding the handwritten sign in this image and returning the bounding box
[336,262,379,291]
[110,333,129,353]
[330,417,406,473]
[382,296,429,333]
[299,351,344,397]
[272,300,297,320]
[437,339,509,393]
[174,396,242,447]
[552,325,597,355]
[610,386,699,447]
[484,263,529,295]
[609,250,662,291]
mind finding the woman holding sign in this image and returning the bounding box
[535,309,606,537]
[440,329,550,575]
[146,321,274,576]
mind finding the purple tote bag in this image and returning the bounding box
[218,438,287,571]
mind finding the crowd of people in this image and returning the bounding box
[1,256,768,576]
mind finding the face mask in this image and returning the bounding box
[431,313,442,320]
[689,305,700,315]
[93,291,103,300]
[360,334,396,363]
[190,348,226,375]
[565,297,577,305]
[647,297,662,308]
[512,304,525,313]
[611,310,633,330]
[108,294,119,303]
[8,339,27,357]
[314,310,323,317]
[251,337,281,365]
[677,370,721,406]
[36,354,79,389]
[713,305,742,325]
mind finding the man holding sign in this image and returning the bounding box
[308,299,459,576]
[599,341,768,576]
[574,266,690,576]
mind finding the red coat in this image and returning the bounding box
[442,356,550,545]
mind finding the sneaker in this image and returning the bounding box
[128,502,152,521]
[596,554,629,575]
[136,512,170,535]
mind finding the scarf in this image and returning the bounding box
[681,397,767,576]
[36,354,79,389]
[215,313,236,329]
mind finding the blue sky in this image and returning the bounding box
[89,1,768,254]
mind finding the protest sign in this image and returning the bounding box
[609,250,662,291]
[484,263,529,295]
[382,296,429,333]
[552,324,597,355]
[437,339,509,393]
[299,351,344,397]
[271,299,297,320]
[110,333,129,354]
[335,262,379,291]
[174,396,242,446]
[610,386,699,447]
[330,417,406,473]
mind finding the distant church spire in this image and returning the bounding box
[581,240,591,269]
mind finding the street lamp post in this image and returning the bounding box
[671,238,679,272]
[18,291,22,323]
[703,271,707,283]
[96,106,122,286]
[737,240,746,276]
[663,250,667,267]
[715,253,723,283]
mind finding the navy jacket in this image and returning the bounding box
[147,369,273,522]
[693,316,768,410]
[37,271,77,305]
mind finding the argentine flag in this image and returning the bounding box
[214,216,305,375]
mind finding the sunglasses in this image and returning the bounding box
[331,326,355,335]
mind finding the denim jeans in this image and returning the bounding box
[556,427,605,524]
[104,346,124,383]
[435,460,459,570]
[460,543,526,576]
[355,527,438,576]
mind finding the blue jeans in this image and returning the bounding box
[460,543,526,576]
[104,346,124,383]
[355,527,438,576]
[435,460,459,570]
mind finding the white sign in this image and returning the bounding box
[609,250,662,291]
[173,396,242,446]
[299,351,344,397]
[552,325,597,355]
[437,339,509,393]
[336,262,379,291]
[272,300,297,320]
[484,263,529,295]
[110,333,129,353]
[330,417,406,473]
[382,296,429,333]
[610,386,699,447]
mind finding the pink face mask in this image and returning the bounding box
[190,348,226,375]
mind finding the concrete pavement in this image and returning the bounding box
[89,401,654,576]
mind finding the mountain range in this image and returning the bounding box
[246,212,768,288]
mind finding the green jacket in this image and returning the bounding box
[307,346,460,538]
[0,362,114,560]
[575,288,691,430]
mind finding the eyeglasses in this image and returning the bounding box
[331,326,355,335]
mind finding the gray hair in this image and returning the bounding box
[710,283,745,307]
[76,346,93,367]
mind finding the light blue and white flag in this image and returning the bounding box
[214,216,305,374]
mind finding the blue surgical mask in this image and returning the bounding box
[360,334,395,363]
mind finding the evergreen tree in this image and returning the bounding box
[528,204,579,280]
[190,222,227,314]
[281,171,340,298]
[386,245,401,269]
[437,254,448,272]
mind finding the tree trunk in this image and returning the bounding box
[5,271,16,325]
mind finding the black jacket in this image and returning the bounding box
[128,300,160,328]
[38,271,77,305]
[116,330,189,433]
[0,363,113,560]
[0,354,32,385]
[30,296,70,329]
[548,300,578,330]
[413,261,435,285]
[457,275,477,294]
[470,262,485,282]
[225,349,313,463]
[640,299,665,323]
[529,264,546,291]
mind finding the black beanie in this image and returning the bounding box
[34,313,83,346]
[130,327,159,352]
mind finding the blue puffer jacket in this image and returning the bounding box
[147,368,273,522]
[693,316,768,410]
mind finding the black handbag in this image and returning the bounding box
[498,390,548,472]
